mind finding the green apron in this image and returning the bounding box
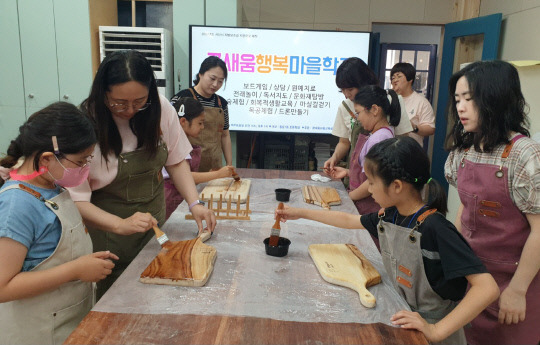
[89,141,168,300]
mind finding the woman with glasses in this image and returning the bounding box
[68,50,216,299]
[171,56,232,172]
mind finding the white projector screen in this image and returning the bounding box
[190,25,371,134]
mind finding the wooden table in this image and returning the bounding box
[65,169,428,345]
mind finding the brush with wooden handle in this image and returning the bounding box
[231,167,240,182]
[152,223,211,250]
[269,202,284,247]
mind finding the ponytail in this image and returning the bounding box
[425,178,448,215]
[364,136,448,215]
[354,85,401,127]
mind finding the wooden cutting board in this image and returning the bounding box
[140,235,216,287]
[199,178,251,204]
[308,244,381,308]
[302,185,341,209]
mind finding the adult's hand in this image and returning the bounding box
[191,204,216,233]
[114,212,157,235]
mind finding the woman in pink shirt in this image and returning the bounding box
[68,50,216,299]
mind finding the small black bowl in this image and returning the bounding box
[263,237,291,257]
[275,188,291,202]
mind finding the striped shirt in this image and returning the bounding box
[445,134,540,214]
[171,88,229,130]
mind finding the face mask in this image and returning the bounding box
[49,156,90,187]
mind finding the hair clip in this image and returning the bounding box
[177,104,185,117]
[427,177,432,184]
[51,136,60,155]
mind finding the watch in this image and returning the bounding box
[188,199,205,211]
[413,126,419,133]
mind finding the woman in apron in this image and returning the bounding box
[323,57,412,187]
[0,102,117,344]
[67,50,216,300]
[164,97,235,220]
[277,137,499,344]
[445,60,540,345]
[171,56,232,172]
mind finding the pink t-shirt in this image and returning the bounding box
[359,126,395,172]
[68,94,192,202]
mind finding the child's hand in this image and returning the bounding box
[275,204,301,222]
[218,166,235,178]
[498,286,526,324]
[330,167,348,179]
[391,310,442,343]
[73,251,118,282]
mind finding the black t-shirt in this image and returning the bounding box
[171,88,229,130]
[361,206,487,301]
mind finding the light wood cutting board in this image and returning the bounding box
[308,243,381,308]
[140,236,217,287]
[302,185,341,209]
[199,178,251,204]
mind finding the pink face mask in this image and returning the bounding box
[49,156,90,187]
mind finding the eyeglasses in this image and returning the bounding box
[108,101,151,113]
[57,154,94,168]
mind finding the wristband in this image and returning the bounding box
[188,199,205,211]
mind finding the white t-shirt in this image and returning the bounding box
[331,95,413,141]
[403,91,435,147]
[68,94,192,202]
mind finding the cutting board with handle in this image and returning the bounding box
[199,178,251,204]
[302,185,341,209]
[140,232,216,287]
[308,243,381,308]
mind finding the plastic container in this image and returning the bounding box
[275,188,291,202]
[263,237,291,257]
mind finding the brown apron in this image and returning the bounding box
[0,184,93,345]
[187,88,224,172]
[342,100,367,188]
[377,208,466,345]
[89,141,168,300]
[457,135,540,345]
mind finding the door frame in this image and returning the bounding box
[431,13,502,188]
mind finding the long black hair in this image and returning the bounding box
[335,57,379,89]
[82,50,161,162]
[354,86,401,127]
[446,60,530,152]
[193,56,228,86]
[0,102,96,187]
[364,137,448,215]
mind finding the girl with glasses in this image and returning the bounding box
[0,102,118,344]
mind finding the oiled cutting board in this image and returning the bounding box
[140,235,216,287]
[199,178,251,204]
[309,244,381,308]
[302,185,341,209]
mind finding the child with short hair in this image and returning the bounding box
[0,102,118,344]
[164,97,234,220]
[276,136,499,344]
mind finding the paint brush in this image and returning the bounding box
[269,202,284,247]
[152,225,173,250]
[232,168,241,182]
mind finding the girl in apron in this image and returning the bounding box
[444,60,540,345]
[331,86,401,217]
[67,50,215,300]
[276,136,499,344]
[171,56,232,172]
[323,57,412,188]
[164,97,235,220]
[0,102,118,345]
